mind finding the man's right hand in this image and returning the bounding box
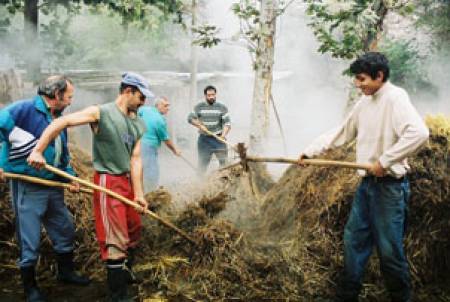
[198,124,208,133]
[297,153,308,167]
[0,168,5,181]
[27,150,47,170]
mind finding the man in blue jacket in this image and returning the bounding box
[0,75,90,302]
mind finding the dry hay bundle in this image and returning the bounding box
[136,191,305,301]
[145,188,173,215]
[0,181,17,283]
[260,115,450,300]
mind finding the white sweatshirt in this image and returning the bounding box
[302,81,430,177]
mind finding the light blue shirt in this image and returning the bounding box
[138,106,169,148]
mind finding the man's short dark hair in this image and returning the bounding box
[350,52,390,82]
[204,85,217,95]
[37,75,72,100]
[120,83,139,94]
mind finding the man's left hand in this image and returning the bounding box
[134,196,148,214]
[68,181,80,193]
[369,161,385,177]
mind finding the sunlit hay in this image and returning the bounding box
[425,114,450,140]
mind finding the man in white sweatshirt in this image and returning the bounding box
[299,52,429,302]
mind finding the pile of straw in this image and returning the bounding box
[0,116,448,301]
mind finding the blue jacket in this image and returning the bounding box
[0,95,75,181]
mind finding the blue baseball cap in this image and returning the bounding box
[121,72,154,100]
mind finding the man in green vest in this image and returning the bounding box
[28,72,152,302]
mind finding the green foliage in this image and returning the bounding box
[50,7,185,69]
[0,0,23,14]
[231,1,260,24]
[91,0,184,26]
[0,0,186,70]
[380,39,434,93]
[306,0,387,60]
[416,0,450,49]
[39,6,78,71]
[192,24,220,48]
[0,0,21,35]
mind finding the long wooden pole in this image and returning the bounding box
[44,164,197,245]
[246,156,371,170]
[178,154,197,172]
[4,172,93,194]
[200,127,239,153]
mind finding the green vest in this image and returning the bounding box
[93,102,145,174]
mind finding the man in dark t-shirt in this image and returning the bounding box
[28,72,152,301]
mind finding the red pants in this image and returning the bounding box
[93,172,142,261]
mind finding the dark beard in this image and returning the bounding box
[127,107,138,117]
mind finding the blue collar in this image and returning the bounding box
[151,106,163,117]
[33,95,62,118]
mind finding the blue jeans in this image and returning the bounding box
[197,134,228,174]
[337,176,411,302]
[10,180,75,268]
[142,142,159,192]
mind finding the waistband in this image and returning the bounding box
[94,171,130,178]
[363,174,407,183]
[200,132,222,137]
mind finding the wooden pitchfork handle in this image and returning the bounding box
[246,156,372,170]
[178,154,197,172]
[197,126,239,153]
[44,164,197,245]
[4,172,93,194]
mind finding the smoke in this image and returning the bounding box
[185,1,351,178]
[415,52,450,115]
[0,1,448,188]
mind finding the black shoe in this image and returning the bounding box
[107,260,134,302]
[20,266,47,302]
[56,252,91,286]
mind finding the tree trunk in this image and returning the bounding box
[247,0,278,198]
[0,69,24,107]
[189,0,198,108]
[364,0,388,51]
[249,0,277,155]
[24,0,40,83]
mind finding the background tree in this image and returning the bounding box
[0,0,185,80]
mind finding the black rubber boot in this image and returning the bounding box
[125,248,141,284]
[20,266,46,302]
[56,252,91,285]
[107,260,134,302]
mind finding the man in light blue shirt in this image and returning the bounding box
[138,96,180,192]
